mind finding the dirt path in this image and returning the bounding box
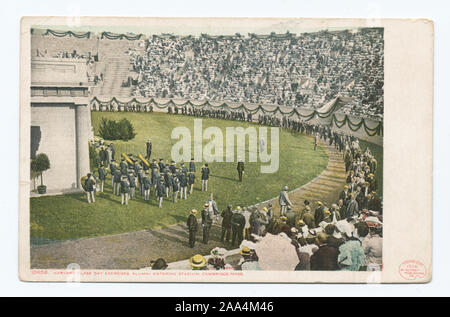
[30,142,346,269]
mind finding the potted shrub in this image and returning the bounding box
[31,153,50,194]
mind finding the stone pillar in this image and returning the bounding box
[75,104,92,188]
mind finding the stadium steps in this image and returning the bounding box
[251,141,347,215]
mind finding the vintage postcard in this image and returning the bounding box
[19,17,433,283]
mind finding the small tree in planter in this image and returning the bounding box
[31,153,50,194]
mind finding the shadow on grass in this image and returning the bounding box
[211,174,238,182]
[147,229,189,247]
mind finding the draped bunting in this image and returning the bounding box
[100,31,143,40]
[44,29,91,39]
[90,97,383,136]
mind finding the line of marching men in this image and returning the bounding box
[84,153,212,207]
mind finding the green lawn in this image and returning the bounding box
[30,112,329,242]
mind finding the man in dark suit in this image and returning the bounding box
[237,160,245,182]
[310,233,339,271]
[186,209,198,248]
[201,203,213,244]
[146,138,152,160]
[221,205,233,243]
[231,207,246,246]
[314,201,325,227]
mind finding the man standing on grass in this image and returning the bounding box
[187,209,199,248]
[120,175,130,205]
[188,171,195,194]
[85,173,96,203]
[110,159,117,188]
[237,160,245,182]
[221,205,233,243]
[113,168,121,196]
[202,203,213,244]
[231,206,246,247]
[179,170,188,200]
[99,146,109,168]
[172,174,180,203]
[143,171,151,201]
[156,178,165,208]
[98,164,107,192]
[314,132,319,151]
[146,138,152,160]
[201,163,210,191]
[128,170,136,200]
[189,158,196,172]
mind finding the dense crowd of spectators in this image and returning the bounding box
[128,28,383,119]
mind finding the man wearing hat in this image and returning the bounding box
[120,158,128,175]
[112,166,121,196]
[302,205,316,228]
[368,191,382,213]
[169,160,177,174]
[201,163,210,191]
[99,146,109,168]
[158,158,166,172]
[164,170,172,197]
[237,160,245,182]
[285,206,297,228]
[146,138,152,160]
[237,246,261,270]
[201,203,214,244]
[143,171,151,201]
[220,205,233,243]
[120,175,130,205]
[179,169,188,200]
[231,206,246,246]
[150,159,158,172]
[346,193,359,219]
[85,173,96,203]
[108,143,115,161]
[279,215,291,236]
[278,185,293,216]
[186,209,199,248]
[266,203,274,222]
[314,201,325,227]
[110,159,117,187]
[127,170,136,200]
[151,167,160,191]
[172,174,180,203]
[98,164,107,192]
[137,165,145,196]
[339,185,350,203]
[188,171,196,194]
[310,233,339,271]
[189,158,196,173]
[189,254,207,270]
[156,178,165,208]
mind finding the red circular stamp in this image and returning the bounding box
[398,260,427,281]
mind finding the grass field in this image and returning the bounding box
[30,112,329,242]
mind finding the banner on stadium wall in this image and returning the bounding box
[89,96,383,137]
[100,32,143,40]
[43,29,91,39]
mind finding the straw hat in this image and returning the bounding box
[189,254,207,268]
[190,209,198,215]
[240,246,251,256]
